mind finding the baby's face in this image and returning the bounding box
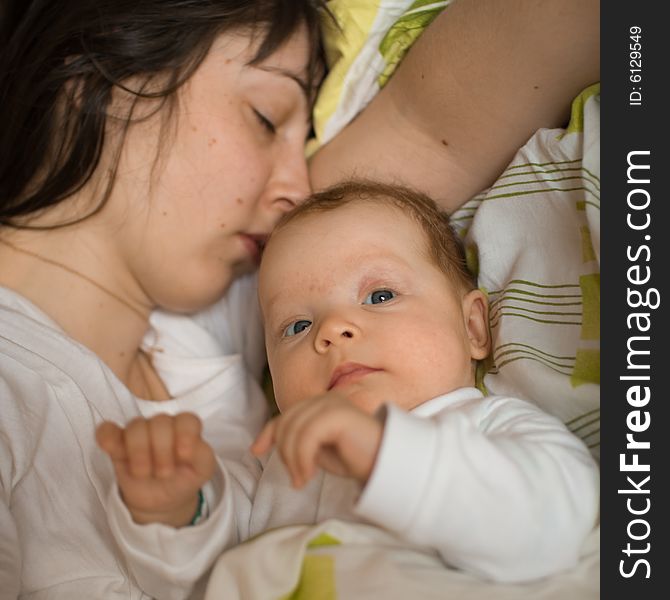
[259,202,488,414]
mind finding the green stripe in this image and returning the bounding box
[564,407,601,427]
[494,348,575,367]
[489,295,582,310]
[493,174,600,196]
[494,349,575,371]
[490,305,583,325]
[450,208,479,218]
[494,341,576,361]
[490,288,582,301]
[489,311,581,328]
[580,428,601,441]
[498,167,601,191]
[482,185,600,204]
[504,158,583,171]
[492,305,582,316]
[488,354,573,376]
[489,174,596,192]
[582,199,601,210]
[575,427,600,447]
[498,167,583,180]
[450,214,476,224]
[569,415,601,434]
[582,166,601,185]
[490,279,580,291]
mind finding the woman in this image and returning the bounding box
[0,1,324,598]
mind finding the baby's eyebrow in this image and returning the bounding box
[260,289,288,312]
[353,256,413,280]
[259,297,293,332]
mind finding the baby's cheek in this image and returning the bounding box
[272,369,310,413]
[272,380,293,413]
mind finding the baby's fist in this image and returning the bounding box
[96,412,215,527]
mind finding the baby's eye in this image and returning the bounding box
[283,319,312,337]
[363,289,396,305]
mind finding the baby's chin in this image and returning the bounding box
[338,387,406,415]
[276,383,427,415]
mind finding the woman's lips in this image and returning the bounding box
[238,233,266,265]
[328,363,382,391]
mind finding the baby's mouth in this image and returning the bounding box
[328,363,382,390]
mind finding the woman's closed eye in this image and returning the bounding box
[253,108,276,134]
[363,289,396,305]
[283,319,312,337]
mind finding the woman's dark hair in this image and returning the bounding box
[0,0,326,228]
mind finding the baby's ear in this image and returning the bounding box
[462,289,490,360]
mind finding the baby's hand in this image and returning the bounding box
[251,393,383,488]
[96,413,215,527]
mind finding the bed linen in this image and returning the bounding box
[204,519,599,599]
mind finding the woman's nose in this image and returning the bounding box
[269,143,311,213]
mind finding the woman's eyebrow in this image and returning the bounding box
[252,65,310,100]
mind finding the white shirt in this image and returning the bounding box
[109,388,599,594]
[0,278,267,600]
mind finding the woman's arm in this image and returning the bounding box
[309,0,599,212]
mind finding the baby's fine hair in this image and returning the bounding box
[272,180,477,291]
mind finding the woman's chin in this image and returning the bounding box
[153,271,240,314]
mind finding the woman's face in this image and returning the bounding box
[104,25,312,312]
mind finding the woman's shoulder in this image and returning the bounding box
[0,285,90,375]
[0,289,139,474]
[0,286,134,415]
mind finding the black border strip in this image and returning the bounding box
[602,3,669,596]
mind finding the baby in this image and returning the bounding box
[98,180,599,586]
